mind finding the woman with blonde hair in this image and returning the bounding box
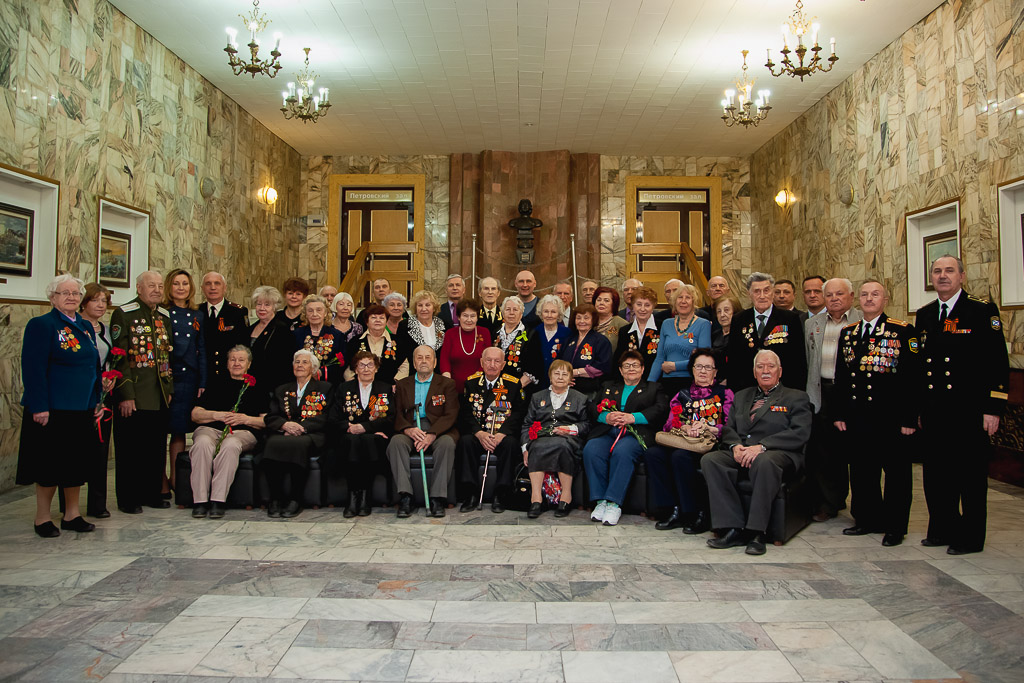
[649,283,712,397]
[293,294,345,384]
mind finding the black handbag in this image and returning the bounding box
[506,463,533,512]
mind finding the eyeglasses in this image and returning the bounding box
[693,364,716,372]
[355,362,376,370]
[620,363,643,370]
[55,290,83,298]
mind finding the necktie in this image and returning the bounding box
[756,314,767,337]
[862,322,871,341]
[750,393,766,419]
[486,380,494,391]
[210,304,217,318]
[939,302,948,326]
[450,302,456,321]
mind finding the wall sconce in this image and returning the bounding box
[774,189,795,207]
[257,185,278,205]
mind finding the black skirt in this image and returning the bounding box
[260,432,326,469]
[16,409,92,487]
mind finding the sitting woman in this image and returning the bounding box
[494,295,532,383]
[584,350,667,526]
[612,285,661,377]
[260,349,333,518]
[294,294,345,384]
[188,345,266,520]
[523,294,570,391]
[649,284,712,397]
[439,298,492,391]
[329,350,395,518]
[520,360,591,519]
[345,304,409,386]
[646,348,733,534]
[558,303,612,399]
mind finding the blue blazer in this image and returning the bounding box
[168,305,208,387]
[21,308,100,413]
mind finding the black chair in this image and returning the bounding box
[256,456,323,508]
[322,445,393,508]
[737,471,812,544]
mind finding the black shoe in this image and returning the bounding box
[118,505,143,515]
[149,500,171,509]
[553,501,571,518]
[281,500,302,518]
[706,528,746,549]
[358,490,371,516]
[655,506,684,531]
[682,510,710,535]
[527,502,543,519]
[920,537,948,547]
[343,491,359,519]
[34,521,60,538]
[89,509,111,519]
[882,533,904,547]
[947,546,982,555]
[161,491,172,500]
[60,516,96,532]
[843,525,882,536]
[267,500,282,518]
[460,497,479,513]
[397,494,413,518]
[491,494,505,514]
[430,498,446,518]
[745,532,767,556]
[192,504,209,519]
[208,502,225,519]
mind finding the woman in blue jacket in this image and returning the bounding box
[649,284,712,398]
[17,274,103,537]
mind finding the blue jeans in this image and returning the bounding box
[582,432,643,506]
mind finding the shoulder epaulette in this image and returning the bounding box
[967,294,989,303]
[467,371,483,380]
[156,306,170,318]
[501,373,520,383]
[886,318,907,326]
[228,301,243,308]
[121,302,140,312]
[842,322,859,330]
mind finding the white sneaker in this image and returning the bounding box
[590,500,607,522]
[602,504,622,526]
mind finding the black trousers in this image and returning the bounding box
[921,414,990,551]
[701,448,797,533]
[342,432,388,491]
[645,445,707,515]
[808,382,848,515]
[114,407,168,510]
[60,414,112,516]
[456,433,519,501]
[263,460,310,503]
[846,422,912,535]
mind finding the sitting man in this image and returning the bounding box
[456,347,527,513]
[701,349,812,555]
[387,345,459,518]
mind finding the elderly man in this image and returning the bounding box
[455,347,527,513]
[110,271,175,514]
[727,272,807,391]
[438,274,465,330]
[356,278,393,327]
[553,280,574,327]
[695,275,730,330]
[802,275,827,318]
[804,277,862,521]
[833,280,919,546]
[581,279,599,305]
[617,278,642,323]
[477,276,503,333]
[657,278,685,324]
[916,256,1009,554]
[515,270,540,327]
[702,349,813,555]
[202,271,249,381]
[387,345,460,517]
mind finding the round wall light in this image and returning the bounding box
[258,186,278,204]
[774,189,794,207]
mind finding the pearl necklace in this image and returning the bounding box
[459,326,478,355]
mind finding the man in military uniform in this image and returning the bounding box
[727,272,807,391]
[201,271,249,381]
[832,280,920,546]
[455,347,527,513]
[477,277,503,335]
[110,271,174,514]
[916,256,1009,555]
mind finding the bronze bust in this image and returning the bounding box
[508,199,542,265]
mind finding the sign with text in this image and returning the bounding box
[638,190,707,204]
[344,189,413,203]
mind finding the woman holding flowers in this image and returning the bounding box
[188,345,265,519]
[520,360,591,519]
[17,274,103,537]
[583,350,668,526]
[294,294,345,385]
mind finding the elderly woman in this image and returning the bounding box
[261,349,332,518]
[494,295,533,383]
[188,345,266,520]
[584,350,667,526]
[18,274,102,537]
[401,289,445,360]
[439,298,492,391]
[647,348,733,534]
[275,277,310,331]
[521,360,590,519]
[345,304,410,385]
[163,268,207,497]
[294,294,345,384]
[613,285,661,377]
[649,284,713,397]
[524,294,570,391]
[330,292,364,343]
[558,303,612,398]
[712,295,742,354]
[593,286,628,352]
[329,350,395,517]
[382,292,408,336]
[247,285,297,399]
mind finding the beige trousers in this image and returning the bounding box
[189,425,257,503]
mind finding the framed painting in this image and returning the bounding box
[922,229,959,291]
[98,229,132,288]
[0,201,34,276]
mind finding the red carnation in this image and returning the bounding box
[102,370,123,381]
[335,351,344,364]
[110,347,126,357]
[528,420,542,440]
[242,374,257,386]
[671,404,683,415]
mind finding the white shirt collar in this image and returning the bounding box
[296,379,310,401]
[754,304,773,320]
[629,316,658,335]
[938,288,962,313]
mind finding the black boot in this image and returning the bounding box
[655,506,684,530]
[343,490,359,519]
[460,496,479,513]
[491,493,505,514]
[397,493,413,518]
[358,489,371,516]
[682,510,710,535]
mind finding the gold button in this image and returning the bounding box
[926,358,931,363]
[928,384,933,389]
[927,371,932,376]
[852,395,857,400]
[945,371,950,376]
[944,357,950,362]
[867,385,872,390]
[867,396,872,401]
[867,372,872,377]
[947,384,952,389]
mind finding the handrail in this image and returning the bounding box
[680,243,709,297]
[338,240,422,303]
[627,241,710,302]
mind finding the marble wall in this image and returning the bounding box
[749,0,1024,354]
[0,0,301,490]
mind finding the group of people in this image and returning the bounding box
[19,258,1008,557]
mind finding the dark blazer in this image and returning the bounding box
[294,326,346,384]
[726,307,807,391]
[521,297,540,330]
[520,388,592,443]
[478,306,504,336]
[494,325,533,380]
[460,371,527,438]
[589,379,667,445]
[345,330,409,385]
[393,373,459,441]
[719,385,813,467]
[20,308,100,413]
[203,300,249,380]
[329,378,395,435]
[612,323,661,378]
[915,290,1009,418]
[559,329,613,394]
[168,305,208,388]
[246,320,298,405]
[264,379,332,438]
[438,300,460,330]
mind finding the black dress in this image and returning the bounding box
[247,320,297,408]
[329,378,395,490]
[520,388,591,474]
[261,380,333,468]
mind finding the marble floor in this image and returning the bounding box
[1,466,1023,682]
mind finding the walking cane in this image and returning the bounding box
[412,403,431,517]
[477,401,508,510]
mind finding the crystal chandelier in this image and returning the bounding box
[721,51,771,128]
[281,48,331,124]
[765,0,838,81]
[224,0,283,79]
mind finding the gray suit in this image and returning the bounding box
[804,308,861,412]
[701,386,813,533]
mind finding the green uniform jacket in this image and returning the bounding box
[110,297,174,410]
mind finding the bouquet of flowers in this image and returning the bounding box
[95,348,128,442]
[527,420,554,441]
[214,374,257,457]
[316,351,345,381]
[596,398,648,450]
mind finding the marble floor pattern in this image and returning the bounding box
[0,466,1023,682]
